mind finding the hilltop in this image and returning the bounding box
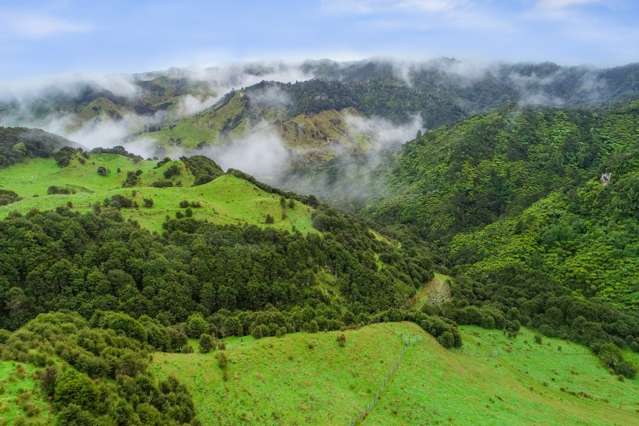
[0,149,316,233]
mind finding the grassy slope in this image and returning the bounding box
[0,154,316,234]
[0,361,53,424]
[151,323,639,426]
[144,94,367,162]
[146,92,249,149]
[409,272,452,311]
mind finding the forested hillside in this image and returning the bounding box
[371,101,639,242]
[360,100,639,382]
[0,129,463,423]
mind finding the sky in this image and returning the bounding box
[0,0,637,80]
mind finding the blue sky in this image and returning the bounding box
[0,0,637,80]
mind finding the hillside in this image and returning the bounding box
[151,322,639,425]
[142,85,373,167]
[359,101,639,310]
[0,127,79,168]
[369,102,639,242]
[0,151,316,233]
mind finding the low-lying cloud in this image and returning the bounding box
[195,122,291,181]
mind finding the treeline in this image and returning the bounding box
[437,269,639,378]
[0,207,432,331]
[227,168,320,207]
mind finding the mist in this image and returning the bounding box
[197,122,291,181]
[0,57,631,206]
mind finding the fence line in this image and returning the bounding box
[349,334,420,426]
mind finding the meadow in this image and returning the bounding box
[0,361,53,425]
[151,323,639,425]
[0,154,316,233]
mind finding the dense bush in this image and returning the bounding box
[163,164,181,179]
[0,312,197,424]
[47,185,75,195]
[0,188,20,206]
[0,208,433,331]
[122,170,142,187]
[103,194,136,209]
[181,155,223,186]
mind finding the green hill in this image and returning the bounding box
[151,322,639,425]
[0,127,79,168]
[142,86,371,166]
[0,151,316,233]
[366,102,639,309]
[369,102,639,242]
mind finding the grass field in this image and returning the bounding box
[151,323,639,426]
[146,91,249,149]
[409,272,452,310]
[0,361,53,425]
[0,154,316,233]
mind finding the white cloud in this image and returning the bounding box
[535,0,602,10]
[0,11,91,38]
[322,0,467,14]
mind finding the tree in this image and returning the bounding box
[199,334,215,353]
[437,331,456,348]
[185,313,208,338]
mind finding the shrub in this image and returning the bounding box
[595,343,637,378]
[199,334,215,353]
[251,324,269,339]
[194,175,215,185]
[179,200,190,208]
[151,180,173,188]
[103,195,135,209]
[54,369,97,408]
[336,334,346,347]
[122,171,141,187]
[97,166,108,176]
[143,198,154,208]
[53,147,78,167]
[216,352,228,370]
[437,331,456,348]
[163,164,181,179]
[185,313,208,338]
[39,366,57,398]
[0,189,20,206]
[265,214,274,224]
[47,186,75,195]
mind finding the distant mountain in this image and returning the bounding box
[3,59,639,204]
[4,59,639,152]
[0,126,80,167]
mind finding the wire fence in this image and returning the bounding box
[349,333,421,426]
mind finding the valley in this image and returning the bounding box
[0,56,638,426]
